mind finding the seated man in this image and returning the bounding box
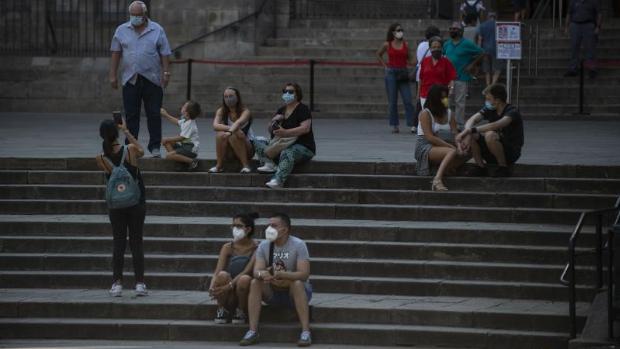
[455,83,524,177]
[240,213,312,347]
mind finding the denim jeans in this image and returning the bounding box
[384,68,414,127]
[253,140,315,184]
[122,75,163,152]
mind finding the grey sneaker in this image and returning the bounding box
[214,307,230,324]
[239,330,259,346]
[232,308,247,324]
[297,330,312,347]
[150,148,161,158]
[134,282,148,296]
[109,281,122,297]
[257,161,276,173]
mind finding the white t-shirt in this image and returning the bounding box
[417,108,453,136]
[178,118,199,152]
[415,41,432,82]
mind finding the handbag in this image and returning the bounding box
[264,136,298,159]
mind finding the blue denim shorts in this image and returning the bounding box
[266,283,313,308]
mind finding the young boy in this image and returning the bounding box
[160,100,201,171]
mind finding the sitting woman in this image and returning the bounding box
[210,87,254,173]
[208,212,259,325]
[414,84,464,191]
[253,82,316,189]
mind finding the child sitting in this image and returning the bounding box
[160,100,201,171]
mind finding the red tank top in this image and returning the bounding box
[387,41,409,69]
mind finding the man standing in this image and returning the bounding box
[564,0,602,78]
[477,12,504,88]
[444,22,485,128]
[240,213,312,347]
[109,1,172,157]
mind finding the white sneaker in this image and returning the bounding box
[150,148,161,158]
[410,126,417,134]
[208,166,223,173]
[240,166,252,174]
[109,282,122,297]
[257,161,276,173]
[135,282,148,296]
[265,178,282,189]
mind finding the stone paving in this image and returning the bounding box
[1,112,619,165]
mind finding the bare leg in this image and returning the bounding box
[165,151,193,164]
[247,279,272,332]
[227,131,251,168]
[214,132,230,170]
[162,138,175,152]
[289,280,310,332]
[212,271,233,308]
[470,134,485,167]
[484,131,507,166]
[435,148,458,182]
[235,275,252,312]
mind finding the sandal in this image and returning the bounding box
[431,177,448,191]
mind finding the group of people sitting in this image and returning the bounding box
[158,82,315,190]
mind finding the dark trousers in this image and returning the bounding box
[569,22,597,72]
[109,204,146,283]
[122,75,163,152]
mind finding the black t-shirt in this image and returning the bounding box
[273,103,316,154]
[479,104,524,152]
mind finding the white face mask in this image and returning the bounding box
[265,226,278,242]
[232,227,246,242]
[394,31,404,39]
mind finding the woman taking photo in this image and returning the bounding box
[95,118,147,297]
[414,84,463,191]
[210,87,255,174]
[208,212,259,324]
[376,22,416,134]
[253,82,316,189]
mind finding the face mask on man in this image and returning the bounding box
[130,15,145,27]
[232,227,246,242]
[485,100,496,110]
[224,95,238,107]
[449,30,460,39]
[265,226,279,242]
[431,49,442,59]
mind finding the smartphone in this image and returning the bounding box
[271,121,281,130]
[112,111,122,125]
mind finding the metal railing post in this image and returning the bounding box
[569,239,577,339]
[597,213,603,289]
[608,227,615,339]
[309,59,316,111]
[186,58,193,101]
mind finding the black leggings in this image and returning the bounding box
[109,204,146,283]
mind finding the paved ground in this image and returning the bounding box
[1,113,619,165]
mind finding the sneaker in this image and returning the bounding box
[208,166,223,173]
[265,178,282,189]
[464,165,489,177]
[240,166,252,174]
[563,70,578,77]
[297,330,312,347]
[232,308,247,324]
[239,330,259,346]
[214,307,230,324]
[410,126,417,134]
[257,161,276,173]
[150,148,161,158]
[109,282,122,297]
[493,166,511,178]
[134,282,148,296]
[188,159,199,171]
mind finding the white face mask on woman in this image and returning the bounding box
[264,226,279,242]
[232,227,246,242]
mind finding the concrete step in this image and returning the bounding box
[0,216,590,247]
[0,185,615,210]
[0,289,589,334]
[0,317,571,348]
[0,199,585,224]
[3,170,620,193]
[0,270,597,301]
[0,252,599,284]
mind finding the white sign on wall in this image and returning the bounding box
[496,22,522,60]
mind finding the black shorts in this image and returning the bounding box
[173,142,197,159]
[477,136,521,165]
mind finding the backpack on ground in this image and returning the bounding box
[103,146,141,209]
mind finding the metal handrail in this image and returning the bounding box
[560,197,620,339]
[171,0,269,56]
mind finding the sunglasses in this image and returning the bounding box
[282,89,295,94]
[395,29,403,32]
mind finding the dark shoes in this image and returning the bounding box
[493,166,511,178]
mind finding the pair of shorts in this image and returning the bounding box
[265,283,313,308]
[477,135,521,165]
[482,54,505,74]
[172,142,197,159]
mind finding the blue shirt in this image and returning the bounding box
[443,38,484,82]
[110,20,172,87]
[476,19,496,55]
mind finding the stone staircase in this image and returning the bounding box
[1,158,619,347]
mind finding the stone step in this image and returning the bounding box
[0,216,590,247]
[0,199,584,224]
[0,289,589,334]
[0,317,571,348]
[0,235,593,264]
[0,185,614,210]
[0,270,597,301]
[0,253,598,284]
[3,171,620,193]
